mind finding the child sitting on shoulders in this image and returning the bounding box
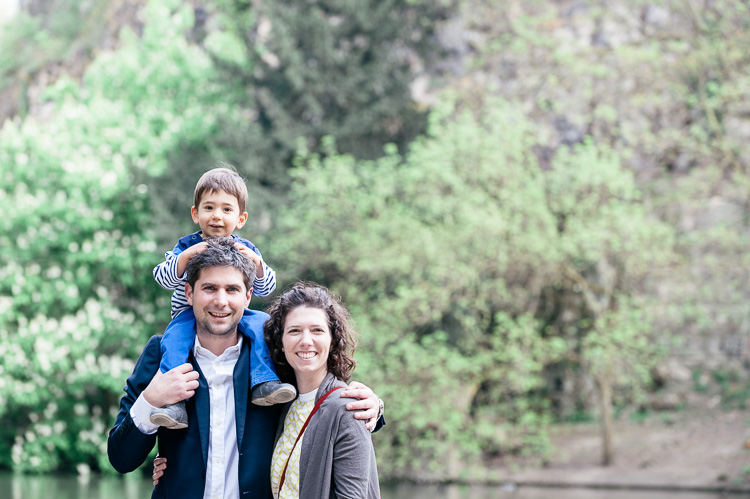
[150,165,295,429]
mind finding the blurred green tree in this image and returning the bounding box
[0,0,704,479]
[0,0,228,473]
[213,0,451,160]
[541,142,675,464]
[265,98,675,476]
[0,0,457,474]
[143,0,456,256]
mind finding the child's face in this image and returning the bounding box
[191,190,248,238]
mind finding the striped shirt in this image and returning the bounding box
[153,231,276,318]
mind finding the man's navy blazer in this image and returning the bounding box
[107,335,281,498]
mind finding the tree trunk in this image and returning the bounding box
[596,368,614,466]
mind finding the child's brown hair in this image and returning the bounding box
[193,164,248,213]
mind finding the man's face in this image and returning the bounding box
[185,265,252,338]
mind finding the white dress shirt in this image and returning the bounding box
[131,336,243,499]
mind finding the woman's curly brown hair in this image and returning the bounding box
[264,282,359,384]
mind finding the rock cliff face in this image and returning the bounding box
[0,0,147,123]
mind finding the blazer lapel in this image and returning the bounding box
[191,353,210,470]
[234,340,250,450]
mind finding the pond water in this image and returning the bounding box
[381,483,731,499]
[0,472,731,499]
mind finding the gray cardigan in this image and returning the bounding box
[274,373,381,498]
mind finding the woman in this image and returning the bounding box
[152,282,381,498]
[265,282,380,498]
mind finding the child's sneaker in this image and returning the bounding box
[251,381,297,406]
[150,401,188,429]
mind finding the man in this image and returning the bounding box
[108,237,383,498]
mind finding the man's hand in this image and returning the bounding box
[341,381,381,431]
[153,455,167,486]
[142,364,199,408]
[234,243,265,279]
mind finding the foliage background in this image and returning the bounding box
[0,0,748,481]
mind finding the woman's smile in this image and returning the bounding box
[282,306,332,393]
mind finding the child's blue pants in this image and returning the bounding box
[159,308,279,389]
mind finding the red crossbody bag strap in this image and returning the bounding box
[278,386,344,494]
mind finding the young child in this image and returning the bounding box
[150,166,296,429]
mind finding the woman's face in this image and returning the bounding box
[282,306,332,386]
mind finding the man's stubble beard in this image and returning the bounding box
[195,317,241,339]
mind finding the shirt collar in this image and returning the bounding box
[193,334,243,362]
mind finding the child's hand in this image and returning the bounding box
[176,242,209,277]
[191,241,209,254]
[234,243,264,278]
